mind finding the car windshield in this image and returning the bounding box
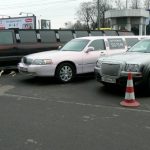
[61,39,90,51]
[128,39,150,53]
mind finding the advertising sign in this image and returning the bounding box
[0,16,36,29]
[41,19,51,29]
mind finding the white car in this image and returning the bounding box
[18,36,139,83]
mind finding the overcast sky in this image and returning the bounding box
[0,0,91,29]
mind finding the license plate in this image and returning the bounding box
[20,67,28,72]
[101,76,116,83]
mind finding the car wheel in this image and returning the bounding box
[147,75,150,91]
[55,63,75,83]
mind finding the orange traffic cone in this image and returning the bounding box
[120,72,140,107]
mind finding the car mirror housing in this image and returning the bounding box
[127,46,131,50]
[85,47,94,53]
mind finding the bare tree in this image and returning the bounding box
[76,0,112,29]
[115,0,125,10]
[73,20,87,29]
[95,0,113,27]
[76,2,97,29]
[144,0,150,9]
[131,0,141,9]
[64,20,87,29]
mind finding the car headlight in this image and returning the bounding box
[124,64,140,72]
[96,60,102,68]
[32,59,53,65]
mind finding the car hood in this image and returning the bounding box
[26,50,80,60]
[101,52,150,64]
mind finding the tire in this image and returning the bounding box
[55,63,75,83]
[142,66,150,92]
[147,76,150,91]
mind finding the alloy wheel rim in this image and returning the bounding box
[59,66,73,82]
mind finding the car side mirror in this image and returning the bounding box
[127,46,131,50]
[85,47,94,53]
[58,45,62,49]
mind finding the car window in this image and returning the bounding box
[61,39,90,51]
[104,30,118,36]
[88,39,106,50]
[129,39,150,53]
[75,31,89,38]
[39,30,57,43]
[58,30,74,43]
[0,31,14,44]
[19,30,37,43]
[90,31,103,36]
[125,38,139,47]
[108,38,125,50]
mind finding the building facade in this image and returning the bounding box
[105,9,149,35]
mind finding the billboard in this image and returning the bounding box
[0,16,36,29]
[41,19,51,29]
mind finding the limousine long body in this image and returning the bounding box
[0,29,140,70]
[18,36,145,83]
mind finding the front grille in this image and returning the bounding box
[23,57,33,65]
[101,63,120,76]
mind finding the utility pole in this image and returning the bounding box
[97,0,100,29]
[126,0,128,9]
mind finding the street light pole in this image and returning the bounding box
[97,0,100,29]
[126,0,128,9]
[19,12,35,16]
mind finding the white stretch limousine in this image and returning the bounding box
[18,36,148,83]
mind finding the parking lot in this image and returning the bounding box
[0,72,150,150]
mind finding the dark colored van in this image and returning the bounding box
[0,29,134,69]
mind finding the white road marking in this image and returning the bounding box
[1,92,150,114]
[0,70,4,76]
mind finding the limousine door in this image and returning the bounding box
[82,39,107,73]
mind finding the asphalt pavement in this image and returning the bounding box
[0,72,150,150]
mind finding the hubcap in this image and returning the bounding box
[59,66,73,82]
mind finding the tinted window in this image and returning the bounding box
[39,30,57,43]
[61,39,90,51]
[129,39,150,53]
[118,31,134,36]
[75,31,89,38]
[0,31,14,44]
[58,30,74,43]
[89,39,106,50]
[125,38,139,47]
[108,38,125,49]
[104,30,118,36]
[90,31,103,36]
[19,31,37,43]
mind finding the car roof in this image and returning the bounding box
[75,36,145,40]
